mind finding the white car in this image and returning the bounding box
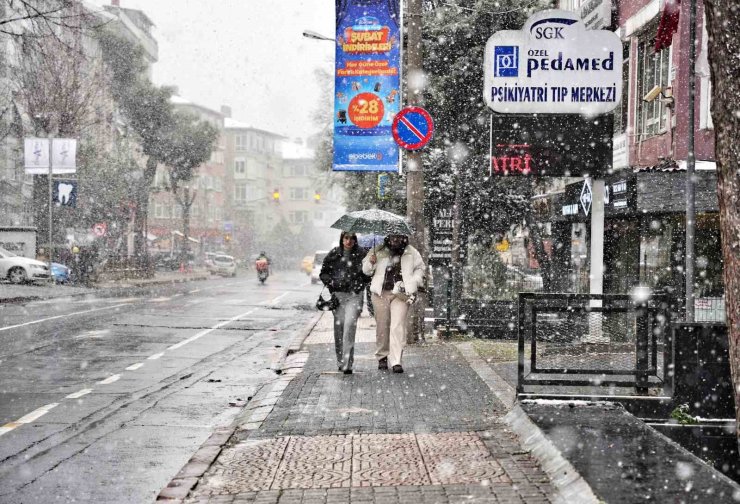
[212,254,237,277]
[310,250,329,284]
[0,247,51,284]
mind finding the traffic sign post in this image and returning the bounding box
[392,106,434,151]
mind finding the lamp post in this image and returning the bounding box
[302,30,334,42]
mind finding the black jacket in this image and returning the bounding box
[319,244,370,294]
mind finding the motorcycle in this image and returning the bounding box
[255,258,269,284]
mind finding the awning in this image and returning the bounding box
[171,230,200,243]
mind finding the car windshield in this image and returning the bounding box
[0,246,17,258]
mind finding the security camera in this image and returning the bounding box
[643,85,662,102]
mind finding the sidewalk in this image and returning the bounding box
[0,269,210,303]
[160,313,565,504]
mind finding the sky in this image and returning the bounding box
[89,0,335,139]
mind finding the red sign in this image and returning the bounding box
[92,222,107,237]
[491,144,534,176]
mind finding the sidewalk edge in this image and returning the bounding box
[456,341,599,504]
[270,312,323,373]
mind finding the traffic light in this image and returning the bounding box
[272,189,280,203]
[314,192,321,204]
[224,234,232,242]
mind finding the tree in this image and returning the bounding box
[704,0,740,444]
[99,30,177,263]
[160,111,219,262]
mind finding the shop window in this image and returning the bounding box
[636,38,671,137]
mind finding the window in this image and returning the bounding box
[235,134,247,151]
[234,159,246,176]
[214,177,223,192]
[289,211,308,224]
[234,184,247,202]
[154,202,170,219]
[290,165,307,177]
[636,38,670,137]
[614,41,630,134]
[290,187,308,200]
[154,168,170,188]
[210,150,223,163]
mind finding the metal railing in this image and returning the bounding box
[517,293,671,397]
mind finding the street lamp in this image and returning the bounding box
[302,30,334,42]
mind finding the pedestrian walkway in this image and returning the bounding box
[164,313,560,503]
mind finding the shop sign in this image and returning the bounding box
[604,177,632,214]
[612,133,628,169]
[333,0,401,172]
[579,0,612,30]
[483,10,622,115]
[431,208,453,263]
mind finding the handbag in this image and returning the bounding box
[316,286,340,311]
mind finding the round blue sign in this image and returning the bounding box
[392,107,434,151]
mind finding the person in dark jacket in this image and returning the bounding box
[320,231,370,374]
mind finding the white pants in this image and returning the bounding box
[372,291,409,367]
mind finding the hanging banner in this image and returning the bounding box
[24,137,77,174]
[333,0,401,172]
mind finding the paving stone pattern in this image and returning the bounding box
[188,341,556,503]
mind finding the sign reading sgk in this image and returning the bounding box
[483,10,622,115]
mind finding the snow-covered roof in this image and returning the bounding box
[282,141,315,160]
[170,95,191,105]
[224,117,287,138]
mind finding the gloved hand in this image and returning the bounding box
[405,293,417,305]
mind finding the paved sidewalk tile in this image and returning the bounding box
[187,338,557,503]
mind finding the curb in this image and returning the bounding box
[455,341,599,504]
[270,312,323,374]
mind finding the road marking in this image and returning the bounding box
[262,291,291,306]
[17,403,58,423]
[0,403,58,437]
[148,353,164,360]
[168,308,258,351]
[189,289,201,294]
[98,374,120,384]
[150,297,171,302]
[126,363,144,371]
[66,389,92,399]
[0,304,132,333]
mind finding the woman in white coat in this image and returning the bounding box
[362,234,425,373]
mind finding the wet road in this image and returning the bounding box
[0,270,319,503]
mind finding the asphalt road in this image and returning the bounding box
[0,269,319,503]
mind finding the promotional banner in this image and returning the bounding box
[333,0,401,172]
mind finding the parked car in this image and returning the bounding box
[204,252,217,274]
[212,254,237,277]
[0,247,51,284]
[310,250,329,284]
[51,262,71,284]
[301,255,313,275]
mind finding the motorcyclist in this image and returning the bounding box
[255,251,271,283]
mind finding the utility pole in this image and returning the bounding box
[405,0,426,341]
[685,0,697,321]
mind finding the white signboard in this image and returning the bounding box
[24,138,50,173]
[24,137,77,174]
[51,138,77,174]
[484,10,623,115]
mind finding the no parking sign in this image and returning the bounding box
[392,107,434,151]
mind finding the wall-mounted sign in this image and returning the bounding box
[333,0,401,172]
[489,114,612,177]
[483,9,622,115]
[579,0,613,30]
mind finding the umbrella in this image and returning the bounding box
[330,209,412,236]
[357,233,385,250]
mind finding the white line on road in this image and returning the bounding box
[167,307,258,351]
[66,389,92,399]
[0,303,132,333]
[17,403,59,423]
[147,353,164,360]
[150,297,171,303]
[261,291,292,306]
[98,374,120,385]
[188,289,201,294]
[125,363,144,371]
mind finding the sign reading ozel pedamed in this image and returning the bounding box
[333,0,401,172]
[483,10,622,115]
[392,106,434,150]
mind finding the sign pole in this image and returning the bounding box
[47,133,53,279]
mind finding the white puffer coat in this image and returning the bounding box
[362,243,425,296]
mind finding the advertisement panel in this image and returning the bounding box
[483,10,622,115]
[333,0,400,172]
